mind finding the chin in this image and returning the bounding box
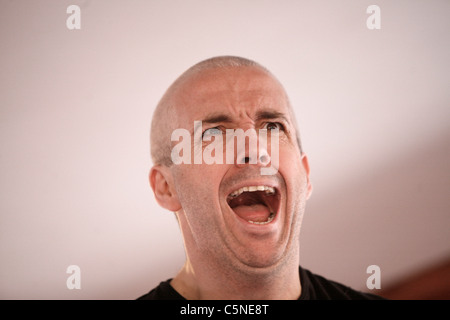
[231,241,292,272]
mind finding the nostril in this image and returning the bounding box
[239,154,270,165]
[259,154,269,165]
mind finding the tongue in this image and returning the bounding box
[232,204,271,222]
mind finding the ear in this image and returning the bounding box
[149,165,182,212]
[301,153,313,200]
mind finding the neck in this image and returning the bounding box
[170,251,301,300]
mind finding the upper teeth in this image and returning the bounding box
[228,185,275,198]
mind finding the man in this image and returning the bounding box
[139,56,383,300]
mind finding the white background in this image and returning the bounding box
[0,0,449,299]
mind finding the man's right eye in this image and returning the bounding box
[202,127,222,139]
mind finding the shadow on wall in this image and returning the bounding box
[379,257,450,300]
[300,129,450,298]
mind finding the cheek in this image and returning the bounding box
[172,164,228,249]
[278,148,309,204]
[277,145,303,174]
[171,164,223,215]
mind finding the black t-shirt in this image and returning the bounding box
[137,266,385,300]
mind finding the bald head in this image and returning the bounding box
[150,56,302,166]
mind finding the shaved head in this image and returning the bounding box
[150,56,302,166]
[148,56,313,299]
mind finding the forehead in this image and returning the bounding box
[173,66,290,124]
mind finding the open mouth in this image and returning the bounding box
[226,185,280,225]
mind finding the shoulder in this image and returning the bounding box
[137,267,385,300]
[299,266,386,300]
[137,279,186,300]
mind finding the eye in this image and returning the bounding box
[202,126,223,139]
[263,122,284,131]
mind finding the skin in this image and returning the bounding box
[149,65,312,299]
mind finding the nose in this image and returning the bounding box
[233,128,272,168]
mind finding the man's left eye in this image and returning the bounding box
[263,122,283,131]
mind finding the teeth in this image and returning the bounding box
[228,185,275,198]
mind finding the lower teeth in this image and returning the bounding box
[248,212,275,225]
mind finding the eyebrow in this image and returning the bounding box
[201,109,289,124]
[193,109,291,135]
[201,113,233,124]
[255,109,290,123]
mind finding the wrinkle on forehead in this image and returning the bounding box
[175,67,289,120]
[150,64,302,166]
